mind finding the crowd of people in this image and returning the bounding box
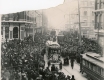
[1,35,46,80]
[1,31,91,80]
[36,65,76,80]
[57,31,101,63]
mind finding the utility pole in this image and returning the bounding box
[78,0,82,73]
[42,10,43,34]
[78,0,82,46]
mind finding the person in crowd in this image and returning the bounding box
[39,67,43,75]
[47,60,51,68]
[3,70,10,80]
[55,67,58,73]
[45,67,50,74]
[59,62,62,70]
[66,75,71,80]
[70,58,74,69]
[71,75,75,80]
[36,75,44,80]
[51,64,55,72]
[21,70,28,80]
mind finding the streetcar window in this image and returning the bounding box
[89,63,92,69]
[91,63,93,70]
[83,60,85,65]
[101,69,104,76]
[86,61,89,67]
[93,65,97,71]
[97,67,101,74]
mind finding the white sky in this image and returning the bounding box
[0,0,78,30]
[0,0,64,14]
[44,0,78,30]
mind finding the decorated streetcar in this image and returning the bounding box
[46,40,61,64]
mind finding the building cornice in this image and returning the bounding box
[1,21,36,24]
[93,9,104,12]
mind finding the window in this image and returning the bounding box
[84,11,87,16]
[90,1,94,6]
[95,15,99,29]
[100,14,103,29]
[82,20,87,26]
[83,31,87,34]
[13,27,18,38]
[1,27,3,35]
[89,63,92,69]
[101,69,104,76]
[101,1,104,9]
[21,27,24,39]
[5,27,9,39]
[83,2,88,6]
[97,0,100,9]
[10,31,12,39]
[21,31,24,39]
[21,27,24,30]
[92,12,94,16]
[86,61,89,67]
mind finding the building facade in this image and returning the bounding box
[1,10,48,42]
[64,0,95,39]
[1,11,36,42]
[94,0,104,56]
[80,0,95,39]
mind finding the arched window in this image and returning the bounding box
[13,27,18,38]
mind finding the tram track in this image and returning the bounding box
[62,66,72,76]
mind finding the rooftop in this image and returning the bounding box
[86,52,104,62]
[82,52,104,68]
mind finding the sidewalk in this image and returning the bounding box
[62,60,88,80]
[44,55,87,80]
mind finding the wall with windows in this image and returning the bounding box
[94,0,104,56]
[1,11,36,42]
[80,0,95,38]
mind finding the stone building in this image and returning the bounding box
[1,10,48,42]
[93,0,104,56]
[80,0,95,39]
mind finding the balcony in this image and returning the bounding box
[1,12,36,24]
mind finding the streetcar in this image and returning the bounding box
[45,40,61,64]
[80,52,104,80]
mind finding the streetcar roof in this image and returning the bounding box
[46,40,59,45]
[46,40,60,48]
[82,52,104,68]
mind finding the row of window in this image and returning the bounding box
[96,0,104,9]
[83,59,104,76]
[1,27,24,40]
[95,13,104,30]
[1,26,42,40]
[81,1,94,7]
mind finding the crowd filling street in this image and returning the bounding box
[1,31,101,80]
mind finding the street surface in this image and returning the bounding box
[44,54,88,80]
